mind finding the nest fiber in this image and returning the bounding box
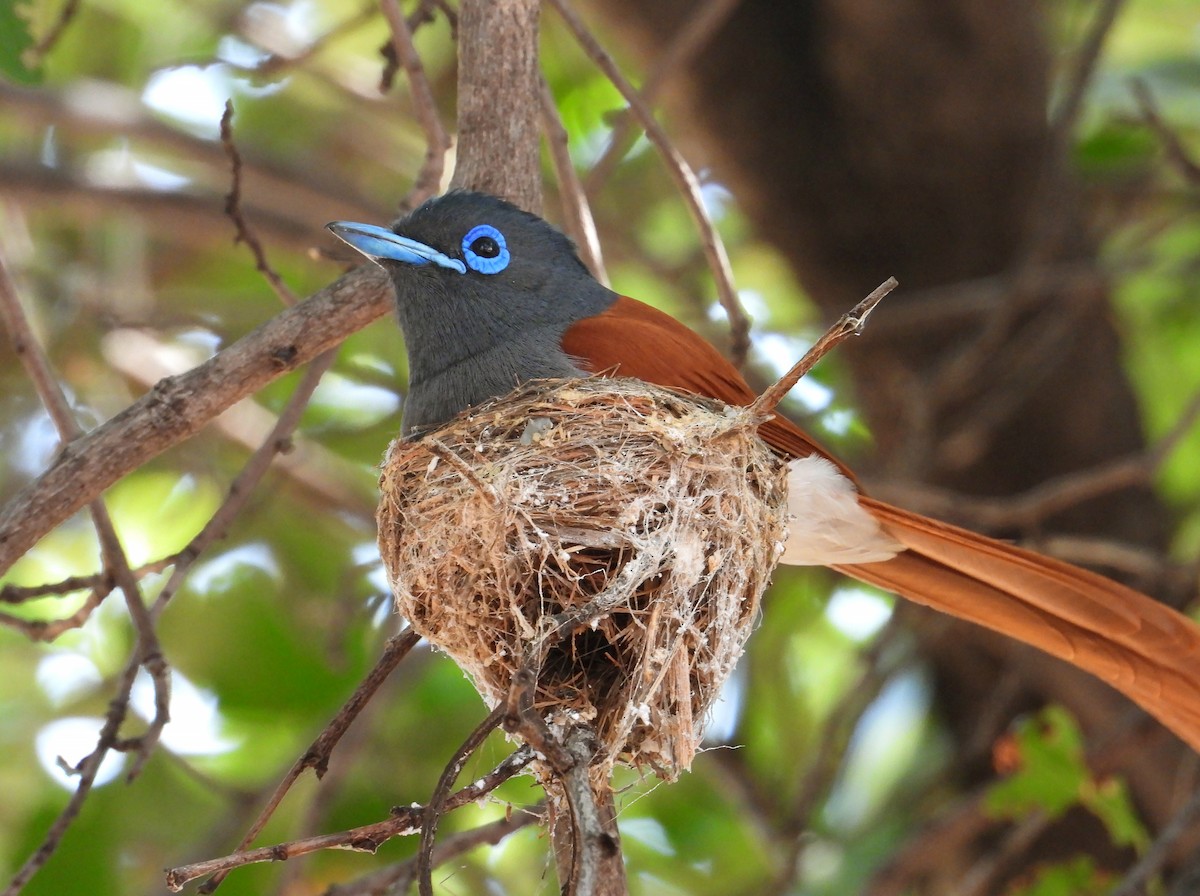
[378,377,788,777]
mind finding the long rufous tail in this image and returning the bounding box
[837,497,1200,752]
[558,292,1200,751]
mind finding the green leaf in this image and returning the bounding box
[985,706,1088,821]
[0,1,40,85]
[1007,855,1110,896]
[1082,776,1150,852]
[985,707,1148,853]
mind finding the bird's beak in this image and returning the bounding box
[326,221,466,274]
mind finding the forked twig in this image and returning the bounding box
[416,705,505,896]
[195,629,421,893]
[0,248,171,895]
[167,744,535,891]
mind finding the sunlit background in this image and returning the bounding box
[2,1,1200,894]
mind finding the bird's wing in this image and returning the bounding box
[561,295,847,472]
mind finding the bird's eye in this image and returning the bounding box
[462,224,510,274]
[472,236,499,257]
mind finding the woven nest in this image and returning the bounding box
[378,377,788,779]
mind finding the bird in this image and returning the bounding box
[328,190,1200,752]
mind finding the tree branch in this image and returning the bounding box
[0,264,392,577]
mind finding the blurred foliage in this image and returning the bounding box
[0,1,1198,895]
[1007,855,1111,896]
[986,707,1148,852]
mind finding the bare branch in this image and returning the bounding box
[874,379,1200,535]
[197,629,421,893]
[764,619,906,895]
[547,0,750,366]
[167,744,535,891]
[150,348,342,618]
[584,0,742,191]
[104,329,373,511]
[2,641,148,895]
[0,251,170,772]
[927,0,1129,422]
[1,556,177,604]
[539,76,608,283]
[326,805,542,896]
[29,0,81,62]
[221,101,299,306]
[0,264,393,578]
[751,277,895,418]
[1050,0,1128,141]
[417,706,505,896]
[1132,79,1200,185]
[0,587,108,641]
[0,82,387,227]
[379,0,451,210]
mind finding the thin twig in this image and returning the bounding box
[241,4,378,76]
[196,629,421,893]
[29,0,81,62]
[751,278,895,418]
[1109,790,1200,895]
[764,620,905,895]
[584,0,742,191]
[0,556,177,604]
[326,804,544,895]
[1131,79,1200,185]
[0,81,385,237]
[3,641,146,895]
[378,0,454,89]
[150,349,340,618]
[956,809,1053,896]
[0,231,208,888]
[928,0,1128,415]
[103,328,373,511]
[379,0,451,211]
[221,101,298,306]
[1039,534,1183,585]
[1050,0,1128,143]
[0,587,108,641]
[547,0,751,366]
[875,379,1200,534]
[167,745,535,891]
[538,75,608,283]
[0,252,170,754]
[151,120,343,617]
[417,705,505,896]
[272,678,390,895]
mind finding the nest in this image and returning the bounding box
[377,377,788,779]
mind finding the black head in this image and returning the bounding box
[328,191,615,434]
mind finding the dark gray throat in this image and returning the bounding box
[401,327,583,435]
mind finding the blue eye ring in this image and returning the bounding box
[462,224,510,274]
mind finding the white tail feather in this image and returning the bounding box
[779,456,905,565]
